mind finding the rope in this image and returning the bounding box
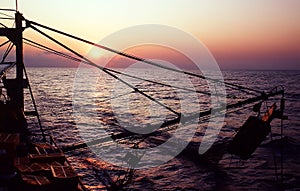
[106,68,212,96]
[23,30,284,131]
[26,20,263,95]
[24,38,79,62]
[23,64,46,141]
[25,37,211,96]
[0,17,14,20]
[0,62,16,79]
[0,12,14,18]
[1,42,14,63]
[23,22,284,131]
[0,9,16,12]
[0,23,8,28]
[28,24,181,117]
[280,92,285,186]
[98,91,135,103]
[0,40,10,48]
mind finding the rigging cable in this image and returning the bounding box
[22,63,46,141]
[23,31,284,131]
[0,40,10,49]
[23,38,81,62]
[97,91,135,103]
[26,20,263,95]
[0,17,14,20]
[0,23,8,28]
[23,38,212,96]
[23,19,284,137]
[0,9,16,12]
[1,42,14,63]
[27,24,181,117]
[0,12,14,18]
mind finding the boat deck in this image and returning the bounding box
[0,102,86,191]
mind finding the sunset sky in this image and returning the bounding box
[0,0,299,70]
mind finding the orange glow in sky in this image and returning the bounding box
[0,0,299,69]
[104,45,196,69]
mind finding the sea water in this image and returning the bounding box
[24,68,300,190]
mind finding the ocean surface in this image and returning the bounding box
[22,68,299,191]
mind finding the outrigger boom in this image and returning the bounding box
[62,88,284,152]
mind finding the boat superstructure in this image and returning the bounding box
[0,10,86,191]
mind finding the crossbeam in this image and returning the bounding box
[62,89,284,152]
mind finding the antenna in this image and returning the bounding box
[15,0,18,12]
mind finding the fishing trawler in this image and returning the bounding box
[0,10,86,191]
[0,6,288,191]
